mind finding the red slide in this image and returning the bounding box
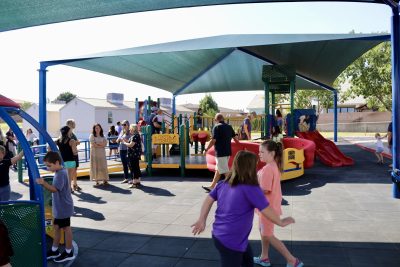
[296,131,354,167]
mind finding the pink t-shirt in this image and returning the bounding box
[257,161,282,215]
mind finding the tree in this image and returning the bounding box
[336,42,392,111]
[199,94,219,117]
[294,89,334,112]
[20,101,33,111]
[55,92,76,103]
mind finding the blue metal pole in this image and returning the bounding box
[172,95,176,115]
[390,5,400,199]
[135,98,139,123]
[264,82,269,138]
[333,91,338,142]
[38,63,47,145]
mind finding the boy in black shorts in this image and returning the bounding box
[36,151,75,263]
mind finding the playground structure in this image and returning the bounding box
[0,95,59,267]
[261,65,354,168]
[206,138,315,181]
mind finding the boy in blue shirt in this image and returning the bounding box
[0,145,23,201]
[36,151,75,263]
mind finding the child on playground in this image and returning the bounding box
[36,151,75,263]
[254,140,303,267]
[375,133,386,164]
[0,145,23,201]
[191,150,295,267]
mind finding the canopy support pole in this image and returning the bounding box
[289,80,295,137]
[264,83,270,139]
[389,3,400,198]
[271,92,275,121]
[172,95,176,115]
[333,90,338,142]
[38,63,48,144]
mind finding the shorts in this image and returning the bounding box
[64,161,76,169]
[259,214,274,237]
[215,156,230,174]
[376,147,384,154]
[54,217,71,229]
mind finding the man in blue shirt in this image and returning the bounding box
[202,113,239,192]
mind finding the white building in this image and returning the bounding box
[246,94,266,115]
[23,103,65,137]
[60,95,136,139]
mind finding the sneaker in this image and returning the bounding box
[46,249,61,260]
[121,179,129,184]
[286,258,304,267]
[54,250,75,263]
[254,256,271,267]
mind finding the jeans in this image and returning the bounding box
[119,150,132,179]
[213,235,254,267]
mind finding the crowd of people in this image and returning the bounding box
[2,110,394,266]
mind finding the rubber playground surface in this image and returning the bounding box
[9,140,400,267]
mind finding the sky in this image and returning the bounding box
[0,2,392,111]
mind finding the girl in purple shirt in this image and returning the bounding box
[192,150,295,267]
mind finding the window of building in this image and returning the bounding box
[108,111,113,124]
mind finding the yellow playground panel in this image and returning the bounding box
[281,147,305,181]
[151,133,181,168]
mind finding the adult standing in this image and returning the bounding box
[240,113,254,140]
[388,121,393,168]
[202,113,239,192]
[56,126,79,192]
[148,107,161,159]
[276,109,283,131]
[115,121,122,138]
[89,123,109,186]
[5,128,17,170]
[124,124,142,188]
[25,128,37,146]
[196,108,203,130]
[107,125,119,157]
[66,119,81,191]
[117,120,132,183]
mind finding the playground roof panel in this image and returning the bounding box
[0,0,387,32]
[44,34,389,95]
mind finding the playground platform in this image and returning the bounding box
[9,142,400,267]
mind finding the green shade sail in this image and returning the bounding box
[0,0,387,32]
[43,34,389,95]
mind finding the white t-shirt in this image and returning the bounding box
[376,138,384,149]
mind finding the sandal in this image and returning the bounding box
[73,184,82,191]
[129,183,140,188]
[103,181,109,186]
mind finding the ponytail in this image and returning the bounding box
[260,140,283,172]
[274,142,283,171]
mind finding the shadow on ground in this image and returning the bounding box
[46,227,400,267]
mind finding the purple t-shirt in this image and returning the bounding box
[209,181,269,252]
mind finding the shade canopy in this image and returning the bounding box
[0,0,387,32]
[43,34,389,95]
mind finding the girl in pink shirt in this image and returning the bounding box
[254,140,303,267]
